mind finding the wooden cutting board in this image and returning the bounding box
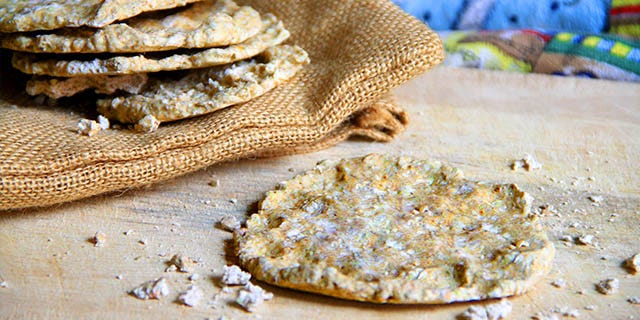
[1,67,639,319]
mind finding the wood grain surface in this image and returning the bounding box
[1,67,639,319]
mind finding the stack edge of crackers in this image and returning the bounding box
[0,0,309,134]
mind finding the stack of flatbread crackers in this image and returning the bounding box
[0,0,309,132]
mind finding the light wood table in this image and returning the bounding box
[1,67,639,319]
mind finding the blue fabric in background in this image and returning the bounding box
[392,0,610,33]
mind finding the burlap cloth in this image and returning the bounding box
[0,0,443,210]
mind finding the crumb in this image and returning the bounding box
[624,253,639,274]
[588,195,603,204]
[575,234,594,246]
[116,275,123,280]
[169,254,196,273]
[209,179,220,187]
[165,265,177,272]
[189,273,200,281]
[551,279,566,288]
[97,115,110,130]
[178,285,203,307]
[229,198,238,205]
[0,276,7,288]
[560,235,573,242]
[551,307,580,318]
[511,154,542,172]
[584,305,596,310]
[219,216,240,232]
[628,297,640,304]
[138,239,147,245]
[596,278,619,295]
[130,278,169,300]
[134,115,160,133]
[236,282,273,312]
[123,230,133,236]
[93,231,107,247]
[77,119,101,136]
[457,299,512,320]
[288,168,295,172]
[222,265,251,285]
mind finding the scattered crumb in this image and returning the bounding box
[236,282,273,312]
[219,216,241,232]
[588,195,603,203]
[97,115,110,130]
[229,198,238,205]
[116,275,123,280]
[189,273,200,281]
[551,307,580,318]
[77,119,101,136]
[575,234,594,246]
[130,278,170,300]
[222,265,251,285]
[551,279,566,288]
[165,265,178,272]
[560,235,573,242]
[178,285,203,307]
[123,230,133,236]
[92,231,107,247]
[511,154,542,172]
[628,297,640,304]
[0,276,7,288]
[624,253,639,274]
[208,179,220,187]
[169,254,196,273]
[134,115,160,133]
[595,278,619,295]
[584,305,596,311]
[138,239,147,246]
[457,299,512,320]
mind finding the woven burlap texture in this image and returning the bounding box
[0,0,443,210]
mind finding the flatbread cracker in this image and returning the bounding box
[0,0,202,32]
[234,154,555,304]
[12,14,289,76]
[1,0,262,53]
[97,44,309,124]
[26,73,148,99]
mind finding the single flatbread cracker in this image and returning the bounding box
[0,0,202,32]
[97,44,310,124]
[234,154,555,304]
[1,0,262,53]
[12,14,289,77]
[26,73,148,99]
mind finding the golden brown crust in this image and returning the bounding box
[0,0,203,32]
[235,154,555,304]
[11,14,289,76]
[1,0,262,53]
[97,44,309,124]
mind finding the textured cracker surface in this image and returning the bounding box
[0,0,202,32]
[1,0,261,53]
[26,73,148,99]
[235,154,555,304]
[11,14,289,76]
[97,44,309,124]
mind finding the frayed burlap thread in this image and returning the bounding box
[0,0,443,210]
